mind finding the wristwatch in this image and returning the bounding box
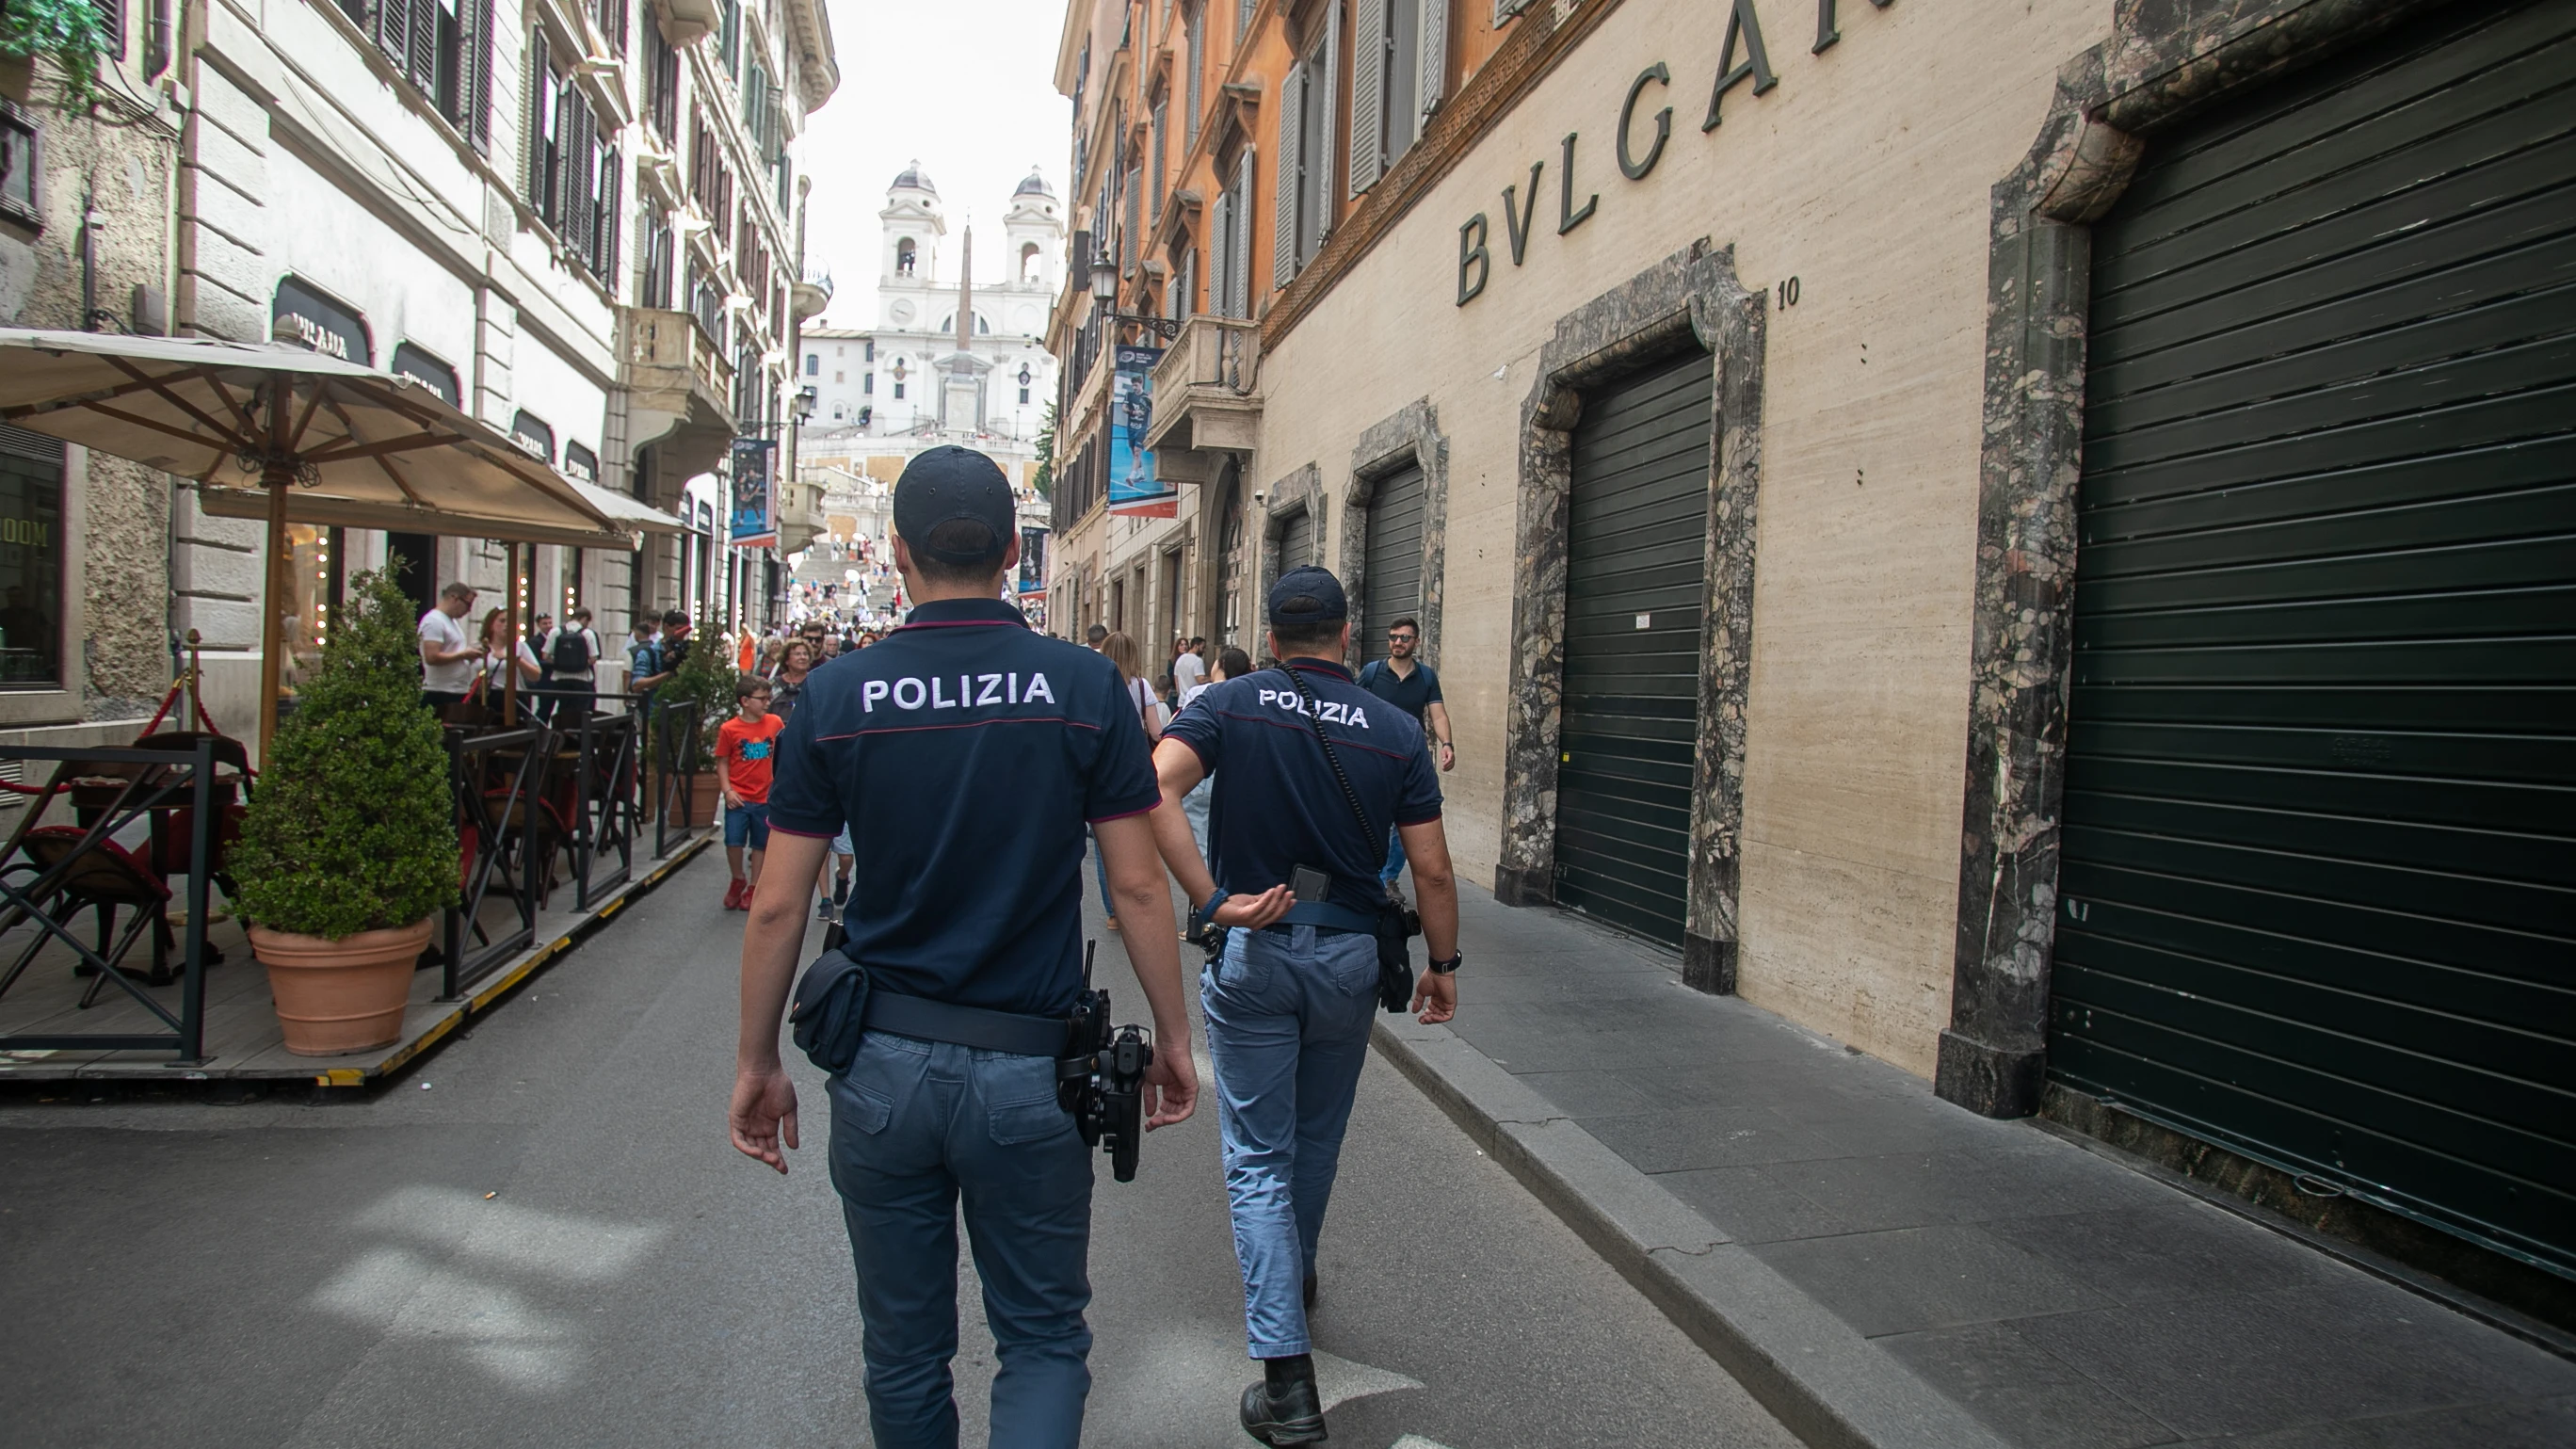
[1427,950,1462,975]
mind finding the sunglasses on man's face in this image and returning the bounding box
[1389,633,1416,643]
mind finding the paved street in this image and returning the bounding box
[0,853,1796,1449]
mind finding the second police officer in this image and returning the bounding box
[729,446,1199,1449]
[1151,565,1463,1445]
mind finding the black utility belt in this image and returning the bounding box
[866,990,1072,1057]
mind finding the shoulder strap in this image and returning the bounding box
[1279,663,1377,842]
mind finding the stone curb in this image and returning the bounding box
[1373,1016,2012,1449]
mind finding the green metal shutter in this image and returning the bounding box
[1280,507,1316,574]
[2054,0,2576,1273]
[1555,347,1714,945]
[1361,464,1427,667]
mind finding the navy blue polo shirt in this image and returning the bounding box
[767,598,1159,1015]
[1161,657,1441,919]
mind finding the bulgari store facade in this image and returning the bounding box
[1214,0,2572,1272]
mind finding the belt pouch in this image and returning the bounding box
[1373,900,1418,1014]
[789,947,872,1073]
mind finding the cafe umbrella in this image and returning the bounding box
[0,329,634,753]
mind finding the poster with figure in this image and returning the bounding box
[731,438,778,548]
[1107,346,1176,518]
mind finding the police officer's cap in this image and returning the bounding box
[1267,565,1349,627]
[894,446,1016,566]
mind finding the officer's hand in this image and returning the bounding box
[730,1065,800,1174]
[1211,884,1295,930]
[1411,971,1457,1025]
[1144,1037,1198,1129]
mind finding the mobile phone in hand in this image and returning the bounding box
[1290,865,1329,903]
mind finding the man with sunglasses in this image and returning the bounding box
[1356,617,1453,903]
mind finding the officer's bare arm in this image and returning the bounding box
[1092,813,1200,1128]
[1397,819,1461,1025]
[731,829,833,1173]
[1151,739,1293,931]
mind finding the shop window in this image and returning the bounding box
[391,342,460,408]
[563,442,599,482]
[281,523,336,689]
[511,410,555,463]
[0,425,64,688]
[0,103,40,230]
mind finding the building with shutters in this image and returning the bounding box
[161,0,834,723]
[1051,0,2576,1289]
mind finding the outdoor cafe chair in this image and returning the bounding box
[0,827,178,1008]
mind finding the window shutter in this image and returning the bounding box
[409,0,438,91]
[1150,102,1167,224]
[98,0,126,59]
[1209,191,1231,319]
[1349,0,1385,195]
[523,26,550,212]
[1185,8,1203,148]
[1419,0,1448,120]
[378,0,411,70]
[1230,150,1254,315]
[1272,67,1302,287]
[467,0,494,153]
[569,95,594,253]
[601,149,621,281]
[1237,0,1254,46]
[1122,162,1141,278]
[1315,4,1339,239]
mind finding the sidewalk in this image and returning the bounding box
[1378,887,2576,1449]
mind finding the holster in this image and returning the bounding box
[1373,899,1420,1014]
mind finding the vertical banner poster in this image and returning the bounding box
[730,438,779,549]
[1107,346,1177,518]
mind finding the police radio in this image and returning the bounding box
[1059,942,1153,1183]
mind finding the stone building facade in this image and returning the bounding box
[1047,0,2576,1280]
[163,0,834,723]
[0,25,190,745]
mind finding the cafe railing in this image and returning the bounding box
[0,740,223,1063]
[442,726,549,999]
[569,709,640,910]
[650,698,706,861]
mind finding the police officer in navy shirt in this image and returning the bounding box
[730,445,1197,1449]
[1151,566,1461,1446]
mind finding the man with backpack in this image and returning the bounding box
[540,606,603,724]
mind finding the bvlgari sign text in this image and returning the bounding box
[1457,0,1891,305]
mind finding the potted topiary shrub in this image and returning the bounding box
[232,568,460,1055]
[658,616,736,829]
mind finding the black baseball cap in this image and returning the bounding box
[894,446,1015,566]
[1267,565,1349,627]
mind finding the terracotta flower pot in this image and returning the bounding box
[250,918,433,1057]
[683,771,719,828]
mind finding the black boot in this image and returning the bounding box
[1240,1353,1327,1445]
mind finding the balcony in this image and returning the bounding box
[792,264,833,322]
[779,473,829,555]
[661,0,720,43]
[620,307,738,493]
[1143,315,1261,485]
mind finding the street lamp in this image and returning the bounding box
[1087,249,1181,341]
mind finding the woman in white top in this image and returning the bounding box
[1178,646,1249,858]
[477,607,543,725]
[1092,631,1158,931]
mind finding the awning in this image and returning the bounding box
[0,329,631,549]
[570,478,688,537]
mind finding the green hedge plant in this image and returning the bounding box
[233,568,459,939]
[662,614,738,770]
[0,0,114,106]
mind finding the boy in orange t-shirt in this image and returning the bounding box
[716,677,783,910]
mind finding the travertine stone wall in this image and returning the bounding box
[1248,0,2112,1075]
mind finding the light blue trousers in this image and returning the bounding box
[1202,924,1379,1358]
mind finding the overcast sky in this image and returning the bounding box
[801,0,1072,330]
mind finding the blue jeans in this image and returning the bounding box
[724,801,771,849]
[827,1032,1095,1449]
[1202,924,1379,1358]
[1379,825,1406,891]
[1182,778,1212,860]
[1088,826,1116,918]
